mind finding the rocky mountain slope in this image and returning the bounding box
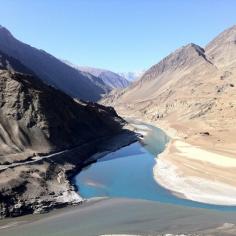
[103,26,236,147]
[0,51,136,218]
[0,26,114,101]
[102,25,236,204]
[0,50,126,163]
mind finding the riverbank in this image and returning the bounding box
[139,119,236,205]
[153,121,236,206]
[0,125,139,219]
[2,198,236,236]
[122,115,236,206]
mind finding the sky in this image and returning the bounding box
[0,0,236,73]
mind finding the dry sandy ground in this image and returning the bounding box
[152,119,236,206]
[120,114,236,206]
[2,198,236,236]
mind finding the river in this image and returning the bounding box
[2,120,236,236]
[74,120,236,211]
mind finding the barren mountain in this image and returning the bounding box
[0,51,136,217]
[0,50,126,164]
[103,26,236,147]
[0,26,112,101]
[102,25,236,204]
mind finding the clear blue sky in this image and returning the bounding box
[0,0,236,73]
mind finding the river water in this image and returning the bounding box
[74,120,236,211]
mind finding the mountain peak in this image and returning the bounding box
[164,42,205,63]
[140,42,208,82]
[185,42,201,48]
[180,43,205,56]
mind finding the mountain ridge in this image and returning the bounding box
[0,50,126,162]
[66,62,131,90]
[102,24,236,153]
[205,25,236,70]
[0,26,118,101]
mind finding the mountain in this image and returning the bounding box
[65,62,130,90]
[102,25,236,203]
[0,26,113,101]
[103,42,218,113]
[0,50,135,217]
[103,29,236,132]
[0,50,126,163]
[119,70,145,81]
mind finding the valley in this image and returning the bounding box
[0,4,236,234]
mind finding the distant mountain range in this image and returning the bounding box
[119,70,145,81]
[0,26,129,101]
[63,61,130,90]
